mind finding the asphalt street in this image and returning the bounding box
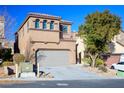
[0,79,124,88]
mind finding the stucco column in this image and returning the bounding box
[68,25,71,33]
[15,64,18,78]
[40,19,43,29]
[47,20,50,30]
[54,22,59,31]
[37,63,40,78]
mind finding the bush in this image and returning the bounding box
[98,65,108,72]
[1,61,14,66]
[95,58,104,67]
[82,57,92,65]
[13,53,25,64]
[0,48,12,61]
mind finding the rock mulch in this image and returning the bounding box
[82,65,117,78]
[0,67,15,78]
[0,67,5,77]
[40,72,54,79]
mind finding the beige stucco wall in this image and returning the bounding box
[68,25,71,33]
[76,37,85,63]
[18,22,30,57]
[29,29,60,43]
[76,37,85,57]
[30,40,76,64]
[111,36,124,54]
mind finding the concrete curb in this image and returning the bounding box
[0,77,124,82]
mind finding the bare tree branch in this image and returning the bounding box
[0,6,16,41]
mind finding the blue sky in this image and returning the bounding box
[0,5,124,40]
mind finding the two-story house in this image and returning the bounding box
[15,13,76,67]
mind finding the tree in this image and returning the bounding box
[0,7,16,41]
[13,53,25,64]
[0,48,12,61]
[79,10,121,67]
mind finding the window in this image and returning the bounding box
[35,19,40,29]
[62,25,68,32]
[50,21,54,30]
[118,62,124,65]
[43,20,47,30]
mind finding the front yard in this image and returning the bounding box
[0,61,121,80]
[81,64,117,78]
[0,66,15,79]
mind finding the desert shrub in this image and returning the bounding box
[82,57,92,65]
[1,61,14,66]
[95,58,104,67]
[98,65,108,72]
[0,48,12,61]
[13,53,25,64]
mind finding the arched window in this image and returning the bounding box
[35,19,40,29]
[50,21,54,30]
[43,20,47,30]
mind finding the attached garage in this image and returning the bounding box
[36,49,69,67]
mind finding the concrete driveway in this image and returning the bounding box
[39,65,106,80]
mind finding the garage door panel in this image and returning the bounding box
[37,50,69,67]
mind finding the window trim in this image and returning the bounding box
[43,20,47,30]
[50,21,54,30]
[35,19,40,29]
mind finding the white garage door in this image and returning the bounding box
[36,50,69,67]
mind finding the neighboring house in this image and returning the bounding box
[105,31,124,67]
[75,31,124,67]
[14,13,76,67]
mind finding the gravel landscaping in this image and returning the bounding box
[82,65,117,78]
[0,67,15,78]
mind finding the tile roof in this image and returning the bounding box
[28,12,61,20]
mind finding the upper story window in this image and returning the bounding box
[35,19,40,29]
[43,20,47,30]
[50,21,54,30]
[61,25,68,32]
